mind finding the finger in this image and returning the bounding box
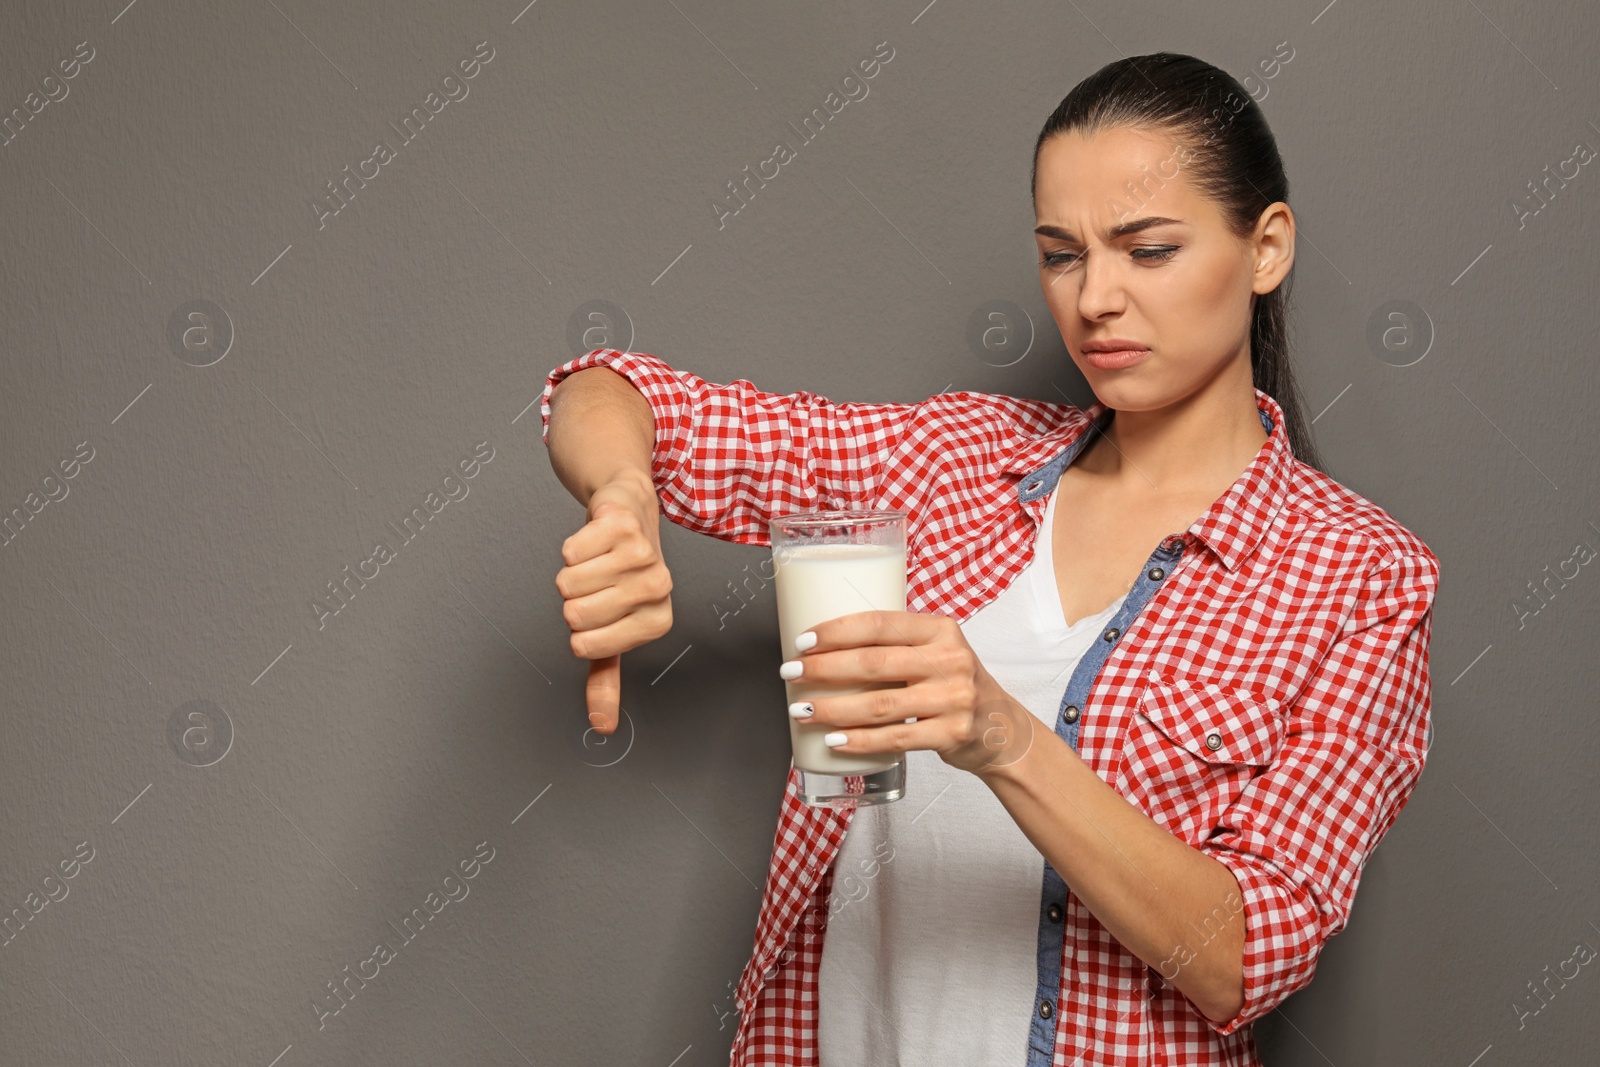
[831,696,1034,772]
[585,655,621,733]
[790,678,919,727]
[790,610,944,657]
[560,506,635,567]
[562,579,658,635]
[780,642,944,687]
[569,604,668,660]
[819,717,931,756]
[557,531,654,600]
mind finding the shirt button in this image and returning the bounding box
[1102,627,1119,642]
[1161,536,1185,552]
[1047,903,1063,923]
[1038,1000,1053,1019]
[1205,731,1222,751]
[1063,705,1080,723]
[1147,567,1164,581]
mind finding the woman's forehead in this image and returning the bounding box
[1035,127,1208,233]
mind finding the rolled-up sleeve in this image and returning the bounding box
[1197,549,1441,1035]
[540,348,926,546]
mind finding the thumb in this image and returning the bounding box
[585,654,622,734]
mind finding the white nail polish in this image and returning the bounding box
[779,660,803,680]
[824,732,848,748]
[794,631,817,653]
[789,702,815,719]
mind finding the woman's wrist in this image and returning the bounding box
[952,676,1044,782]
[598,466,657,511]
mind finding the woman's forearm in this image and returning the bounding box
[547,367,657,506]
[977,712,1247,1026]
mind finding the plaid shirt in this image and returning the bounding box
[541,348,1441,1067]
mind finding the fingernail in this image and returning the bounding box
[788,702,814,719]
[779,660,804,680]
[824,732,849,748]
[794,631,817,653]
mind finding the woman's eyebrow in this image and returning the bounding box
[1034,216,1185,242]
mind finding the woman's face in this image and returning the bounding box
[1032,124,1292,411]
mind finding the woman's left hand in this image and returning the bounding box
[778,610,1038,777]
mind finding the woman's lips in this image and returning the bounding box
[1082,347,1149,369]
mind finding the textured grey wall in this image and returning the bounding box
[1,1,1596,1064]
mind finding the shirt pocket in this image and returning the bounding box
[1115,671,1288,842]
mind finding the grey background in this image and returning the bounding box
[1,0,1596,1064]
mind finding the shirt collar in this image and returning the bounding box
[1006,388,1294,573]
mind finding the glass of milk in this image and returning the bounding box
[769,509,908,808]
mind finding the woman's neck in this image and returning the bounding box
[1080,380,1269,498]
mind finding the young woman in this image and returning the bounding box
[543,52,1439,1067]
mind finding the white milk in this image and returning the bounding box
[772,542,907,774]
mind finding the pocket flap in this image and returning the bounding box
[1136,672,1287,766]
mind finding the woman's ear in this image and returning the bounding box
[1250,202,1295,295]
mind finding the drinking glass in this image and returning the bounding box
[769,509,908,807]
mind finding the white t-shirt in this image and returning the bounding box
[817,480,1127,1066]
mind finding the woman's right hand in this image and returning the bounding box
[555,469,674,734]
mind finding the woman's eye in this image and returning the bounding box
[1040,246,1178,269]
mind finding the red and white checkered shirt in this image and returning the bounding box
[541,348,1441,1067]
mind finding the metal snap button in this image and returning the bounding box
[1161,536,1185,552]
[1103,628,1119,642]
[1205,732,1222,751]
[1147,567,1164,581]
[1047,903,1063,923]
[1063,705,1080,723]
[1038,1000,1053,1019]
